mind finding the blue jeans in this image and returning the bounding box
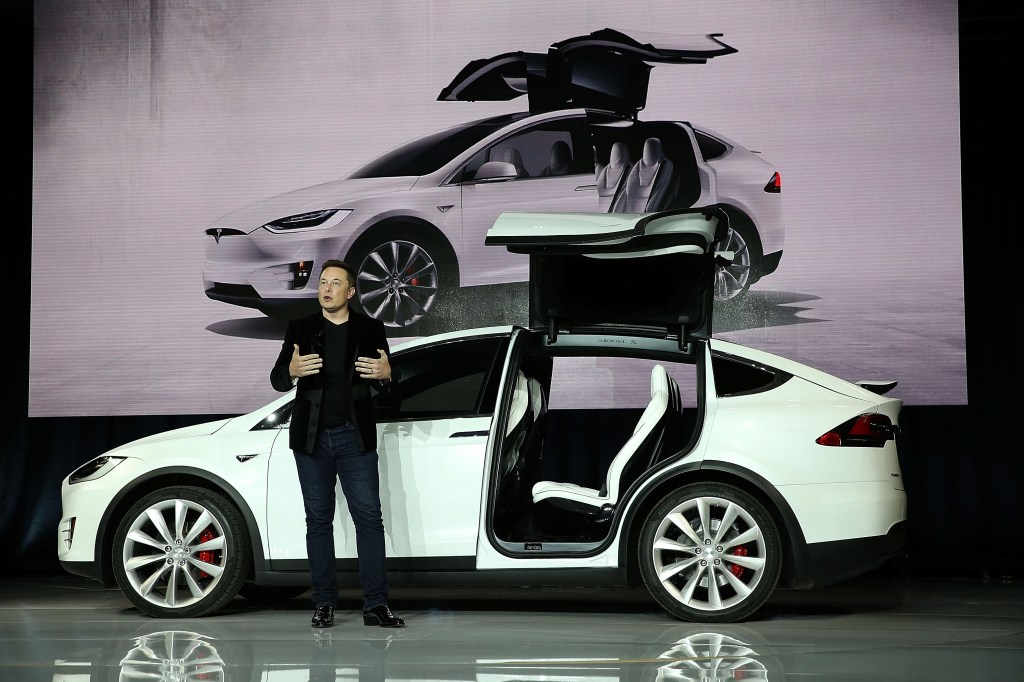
[293,423,388,610]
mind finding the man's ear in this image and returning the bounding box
[346,286,355,300]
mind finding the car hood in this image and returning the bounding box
[107,418,233,455]
[210,176,419,231]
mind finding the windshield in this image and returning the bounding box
[348,113,533,178]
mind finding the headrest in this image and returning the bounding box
[609,141,633,168]
[642,137,664,166]
[650,364,669,397]
[548,141,572,170]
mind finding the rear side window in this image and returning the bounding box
[374,336,509,420]
[694,130,729,161]
[712,353,788,397]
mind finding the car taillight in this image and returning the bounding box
[764,172,781,193]
[816,413,894,447]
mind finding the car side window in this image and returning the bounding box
[374,336,510,421]
[711,353,790,397]
[463,118,594,180]
[693,129,729,161]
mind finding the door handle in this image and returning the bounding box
[450,430,489,438]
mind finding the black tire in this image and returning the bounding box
[713,222,761,302]
[346,225,457,329]
[112,486,250,618]
[239,584,308,603]
[638,483,781,623]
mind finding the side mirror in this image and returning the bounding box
[471,161,519,183]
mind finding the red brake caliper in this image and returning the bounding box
[196,528,215,579]
[729,545,748,578]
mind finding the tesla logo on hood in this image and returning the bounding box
[213,228,223,244]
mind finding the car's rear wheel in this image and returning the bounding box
[112,486,249,618]
[713,224,758,301]
[638,483,781,623]
[347,226,457,329]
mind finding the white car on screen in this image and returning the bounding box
[202,28,784,331]
[63,207,900,623]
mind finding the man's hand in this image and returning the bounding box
[356,349,391,382]
[289,344,322,378]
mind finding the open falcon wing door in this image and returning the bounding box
[438,28,737,118]
[485,207,729,350]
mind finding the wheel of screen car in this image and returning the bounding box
[347,227,457,328]
[638,483,782,623]
[713,224,757,301]
[112,486,249,618]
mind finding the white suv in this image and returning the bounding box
[66,207,898,623]
[202,29,784,331]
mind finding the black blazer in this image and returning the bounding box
[270,309,390,454]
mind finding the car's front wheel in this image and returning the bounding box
[638,483,781,623]
[347,227,456,329]
[112,486,249,618]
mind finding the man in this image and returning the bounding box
[270,259,405,629]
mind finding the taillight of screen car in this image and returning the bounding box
[816,414,894,447]
[69,456,126,483]
[763,172,781,193]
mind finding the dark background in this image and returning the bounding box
[2,1,1021,577]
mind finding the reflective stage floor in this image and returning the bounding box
[0,568,1021,681]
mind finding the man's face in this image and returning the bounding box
[318,267,355,314]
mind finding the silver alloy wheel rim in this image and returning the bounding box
[714,227,752,301]
[356,240,440,327]
[121,498,228,610]
[651,495,767,613]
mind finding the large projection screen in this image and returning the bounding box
[31,1,963,416]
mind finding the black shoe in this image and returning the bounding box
[362,604,405,628]
[311,603,335,628]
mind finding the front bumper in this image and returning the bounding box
[57,457,146,585]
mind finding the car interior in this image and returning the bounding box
[492,349,700,547]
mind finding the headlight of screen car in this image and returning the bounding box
[263,209,352,233]
[68,456,127,484]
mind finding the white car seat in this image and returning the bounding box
[502,371,531,478]
[532,364,675,513]
[610,137,676,213]
[596,141,633,211]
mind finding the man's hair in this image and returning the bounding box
[320,259,357,289]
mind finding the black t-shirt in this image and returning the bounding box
[319,320,352,428]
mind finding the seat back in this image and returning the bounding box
[609,137,676,213]
[596,141,633,211]
[540,140,573,176]
[601,364,674,504]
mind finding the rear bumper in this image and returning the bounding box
[796,521,907,588]
[755,249,782,278]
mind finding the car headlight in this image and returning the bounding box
[68,455,126,484]
[262,209,352,233]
